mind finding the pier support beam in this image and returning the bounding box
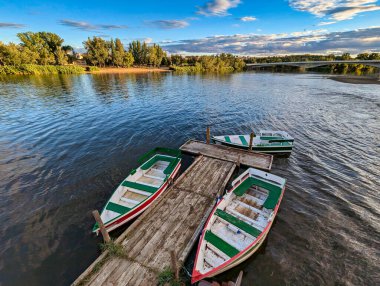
[92,210,111,243]
[206,126,210,144]
[249,132,254,151]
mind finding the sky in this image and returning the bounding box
[0,0,380,55]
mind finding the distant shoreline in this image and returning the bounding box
[88,67,171,74]
[328,74,380,85]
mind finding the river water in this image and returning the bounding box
[0,72,379,286]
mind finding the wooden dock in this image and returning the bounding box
[73,143,273,286]
[180,139,273,171]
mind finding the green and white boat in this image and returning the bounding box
[212,130,294,155]
[191,168,286,283]
[93,147,181,234]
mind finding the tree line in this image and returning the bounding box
[0,31,379,75]
[0,32,74,66]
[245,53,380,75]
[83,37,167,67]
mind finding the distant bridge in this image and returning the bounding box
[246,60,380,69]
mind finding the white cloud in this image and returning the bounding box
[144,38,153,44]
[318,21,337,26]
[240,16,257,22]
[162,26,380,55]
[289,0,380,21]
[149,20,189,29]
[197,0,241,16]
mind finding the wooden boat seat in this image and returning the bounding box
[238,195,263,210]
[120,197,140,205]
[215,209,261,238]
[204,230,239,258]
[233,177,282,209]
[106,202,131,214]
[122,181,158,194]
[225,207,264,231]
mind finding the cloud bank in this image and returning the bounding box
[149,20,189,29]
[289,0,380,21]
[0,22,25,29]
[197,0,241,16]
[59,19,128,31]
[163,26,380,55]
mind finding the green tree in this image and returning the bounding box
[341,53,351,60]
[148,44,166,67]
[113,38,125,67]
[83,37,109,67]
[109,39,116,66]
[123,51,134,67]
[128,40,142,65]
[17,32,67,65]
[0,42,22,65]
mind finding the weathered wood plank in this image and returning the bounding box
[180,139,273,170]
[74,156,237,286]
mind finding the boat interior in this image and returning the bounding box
[200,179,278,273]
[101,155,177,223]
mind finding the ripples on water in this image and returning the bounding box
[0,72,379,285]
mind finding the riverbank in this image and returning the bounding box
[328,74,380,84]
[89,67,170,74]
[0,64,85,75]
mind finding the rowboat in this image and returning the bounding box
[93,147,181,233]
[212,130,294,154]
[191,168,286,283]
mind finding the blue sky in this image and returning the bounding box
[1,0,380,55]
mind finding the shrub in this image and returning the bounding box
[0,64,85,75]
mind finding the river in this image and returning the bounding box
[0,72,379,285]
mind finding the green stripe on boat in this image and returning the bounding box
[239,135,248,146]
[141,155,174,170]
[204,230,239,258]
[233,177,282,209]
[260,136,283,140]
[215,209,261,237]
[122,181,158,194]
[163,157,181,175]
[106,202,131,214]
[224,136,232,143]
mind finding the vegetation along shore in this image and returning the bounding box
[0,31,379,77]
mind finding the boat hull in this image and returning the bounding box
[192,170,286,283]
[212,138,292,154]
[94,162,181,233]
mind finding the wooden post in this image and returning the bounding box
[249,132,254,151]
[170,250,179,280]
[235,270,243,286]
[92,210,111,243]
[206,126,210,144]
[236,154,241,170]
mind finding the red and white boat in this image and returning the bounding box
[93,147,181,233]
[191,168,286,283]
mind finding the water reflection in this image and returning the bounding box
[0,72,379,286]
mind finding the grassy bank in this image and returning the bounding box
[89,67,169,74]
[0,64,85,75]
[170,64,237,73]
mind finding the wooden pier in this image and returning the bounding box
[73,143,273,286]
[180,139,273,171]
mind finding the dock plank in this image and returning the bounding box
[180,139,273,171]
[74,156,236,286]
